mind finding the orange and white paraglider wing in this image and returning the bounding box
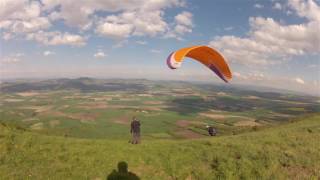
[167,46,232,82]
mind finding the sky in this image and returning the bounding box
[0,0,319,95]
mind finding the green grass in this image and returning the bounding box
[1,114,319,179]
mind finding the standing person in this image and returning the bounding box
[130,116,141,144]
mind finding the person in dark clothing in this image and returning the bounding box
[130,117,141,144]
[208,125,217,136]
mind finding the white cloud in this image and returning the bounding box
[295,77,305,84]
[233,72,242,78]
[10,17,51,34]
[94,51,106,58]
[48,11,62,21]
[136,40,147,45]
[224,26,233,31]
[96,22,133,39]
[0,53,23,64]
[273,2,282,10]
[150,49,162,53]
[0,0,41,21]
[174,24,192,34]
[209,0,320,66]
[0,0,51,38]
[254,4,264,9]
[0,20,13,29]
[43,51,55,56]
[112,40,129,48]
[41,0,184,30]
[175,11,193,27]
[1,0,189,45]
[130,11,169,36]
[288,0,320,21]
[233,72,266,81]
[40,0,185,38]
[27,31,86,46]
[166,11,193,39]
[1,57,21,63]
[96,10,170,39]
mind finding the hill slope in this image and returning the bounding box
[0,115,319,179]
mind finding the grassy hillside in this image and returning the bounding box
[0,115,319,179]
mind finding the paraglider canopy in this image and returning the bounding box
[167,46,232,83]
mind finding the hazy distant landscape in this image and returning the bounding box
[1,78,319,140]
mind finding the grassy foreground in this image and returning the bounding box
[1,115,320,179]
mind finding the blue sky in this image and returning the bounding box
[1,0,319,95]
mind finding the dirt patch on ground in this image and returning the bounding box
[20,105,53,113]
[175,130,204,139]
[285,166,315,179]
[106,105,134,109]
[68,113,97,122]
[61,105,70,109]
[234,120,261,127]
[77,102,108,109]
[209,109,227,113]
[141,105,172,111]
[90,97,112,101]
[200,112,256,121]
[62,96,75,99]
[22,118,39,122]
[40,111,97,123]
[49,120,60,127]
[176,120,201,128]
[175,120,205,139]
[244,96,260,99]
[118,98,139,101]
[17,92,40,97]
[137,94,153,97]
[142,106,165,111]
[143,101,164,105]
[30,122,44,130]
[4,98,24,102]
[229,115,256,121]
[217,92,227,96]
[41,111,65,117]
[113,116,131,125]
[199,113,227,119]
[271,112,293,118]
[271,99,310,105]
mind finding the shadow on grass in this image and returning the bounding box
[107,161,140,180]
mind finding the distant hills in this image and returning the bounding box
[1,77,318,99]
[0,78,146,93]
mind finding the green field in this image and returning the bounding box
[0,79,319,179]
[1,114,319,179]
[1,79,319,140]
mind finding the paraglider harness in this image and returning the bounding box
[207,125,217,136]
